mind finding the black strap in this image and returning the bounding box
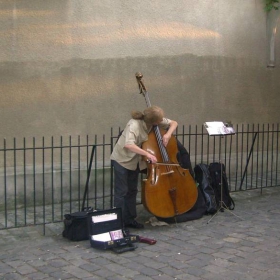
[81,145,96,211]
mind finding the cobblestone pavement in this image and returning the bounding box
[1,188,280,280]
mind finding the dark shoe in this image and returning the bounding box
[125,220,144,229]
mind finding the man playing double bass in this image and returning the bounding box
[110,105,178,229]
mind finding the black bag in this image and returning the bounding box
[208,162,235,210]
[62,145,96,241]
[194,163,218,214]
[62,208,93,241]
[176,140,195,178]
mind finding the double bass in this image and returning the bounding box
[135,72,198,218]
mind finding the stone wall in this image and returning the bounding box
[0,0,279,140]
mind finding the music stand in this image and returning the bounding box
[204,121,242,223]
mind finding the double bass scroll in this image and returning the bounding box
[135,72,198,218]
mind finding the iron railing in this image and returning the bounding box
[0,124,279,232]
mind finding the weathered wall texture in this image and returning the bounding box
[0,0,279,141]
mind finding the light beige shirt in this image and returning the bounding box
[110,118,171,170]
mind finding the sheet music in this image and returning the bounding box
[204,121,235,136]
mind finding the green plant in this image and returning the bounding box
[265,0,279,11]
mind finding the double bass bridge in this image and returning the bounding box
[161,170,174,175]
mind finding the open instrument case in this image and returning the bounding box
[87,208,139,253]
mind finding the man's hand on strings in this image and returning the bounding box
[162,134,171,147]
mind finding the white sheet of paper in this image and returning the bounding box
[204,121,235,136]
[91,232,111,242]
[91,213,117,223]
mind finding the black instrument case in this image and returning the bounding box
[87,208,139,253]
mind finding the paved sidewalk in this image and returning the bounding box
[1,188,280,280]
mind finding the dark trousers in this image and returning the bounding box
[112,160,139,224]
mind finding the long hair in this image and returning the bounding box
[131,106,164,124]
